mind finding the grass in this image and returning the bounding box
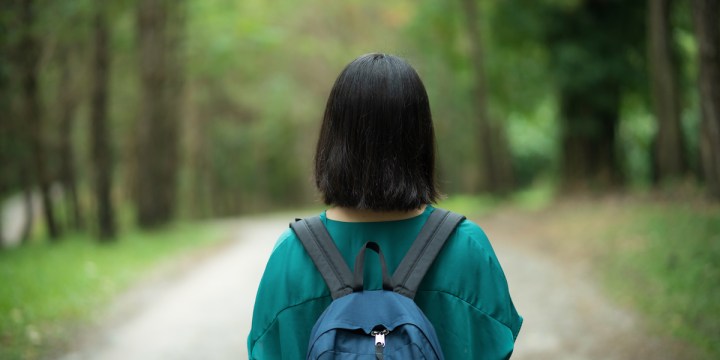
[438,193,500,217]
[0,221,228,360]
[438,179,556,217]
[597,199,720,358]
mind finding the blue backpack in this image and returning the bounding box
[291,208,465,360]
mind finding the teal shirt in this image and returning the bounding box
[248,206,522,359]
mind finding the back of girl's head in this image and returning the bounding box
[314,53,439,211]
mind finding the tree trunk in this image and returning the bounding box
[460,0,514,194]
[649,0,686,181]
[560,86,622,190]
[135,0,184,228]
[90,3,116,240]
[187,88,211,219]
[0,2,13,245]
[20,177,34,244]
[0,1,30,243]
[692,0,720,199]
[21,0,60,240]
[57,47,84,231]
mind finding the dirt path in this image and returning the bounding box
[60,216,287,360]
[60,211,690,360]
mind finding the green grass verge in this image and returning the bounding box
[598,200,720,358]
[445,187,718,358]
[438,180,556,217]
[0,222,228,360]
[437,193,500,217]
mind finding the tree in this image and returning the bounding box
[0,0,16,244]
[57,46,84,231]
[21,0,60,240]
[90,1,116,240]
[135,0,185,228]
[649,0,686,181]
[692,0,720,199]
[459,0,514,193]
[50,0,92,233]
[544,0,646,190]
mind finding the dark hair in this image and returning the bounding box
[314,53,439,211]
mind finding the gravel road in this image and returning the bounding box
[60,213,692,360]
[60,216,283,360]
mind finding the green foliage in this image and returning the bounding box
[0,222,227,359]
[1,0,710,227]
[618,95,656,187]
[600,202,720,358]
[543,0,647,94]
[673,1,703,178]
[183,0,417,211]
[506,99,559,187]
[488,0,552,115]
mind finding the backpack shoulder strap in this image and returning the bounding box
[392,208,465,299]
[290,216,354,300]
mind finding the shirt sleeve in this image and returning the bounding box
[416,218,523,359]
[461,219,523,339]
[247,230,294,359]
[247,230,331,359]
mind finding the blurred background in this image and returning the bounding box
[1,0,719,359]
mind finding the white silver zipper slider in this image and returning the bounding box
[371,329,389,360]
[373,331,386,347]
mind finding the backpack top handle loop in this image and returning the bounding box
[352,241,394,292]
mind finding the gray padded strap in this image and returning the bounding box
[290,216,354,300]
[392,208,465,299]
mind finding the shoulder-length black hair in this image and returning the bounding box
[314,53,439,211]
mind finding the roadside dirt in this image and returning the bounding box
[481,203,695,359]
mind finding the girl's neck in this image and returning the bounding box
[326,205,426,222]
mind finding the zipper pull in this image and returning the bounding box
[371,329,389,360]
[374,331,385,347]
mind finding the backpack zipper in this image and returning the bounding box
[371,329,389,360]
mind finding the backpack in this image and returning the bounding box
[290,208,465,360]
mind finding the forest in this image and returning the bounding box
[1,0,720,358]
[1,0,719,243]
